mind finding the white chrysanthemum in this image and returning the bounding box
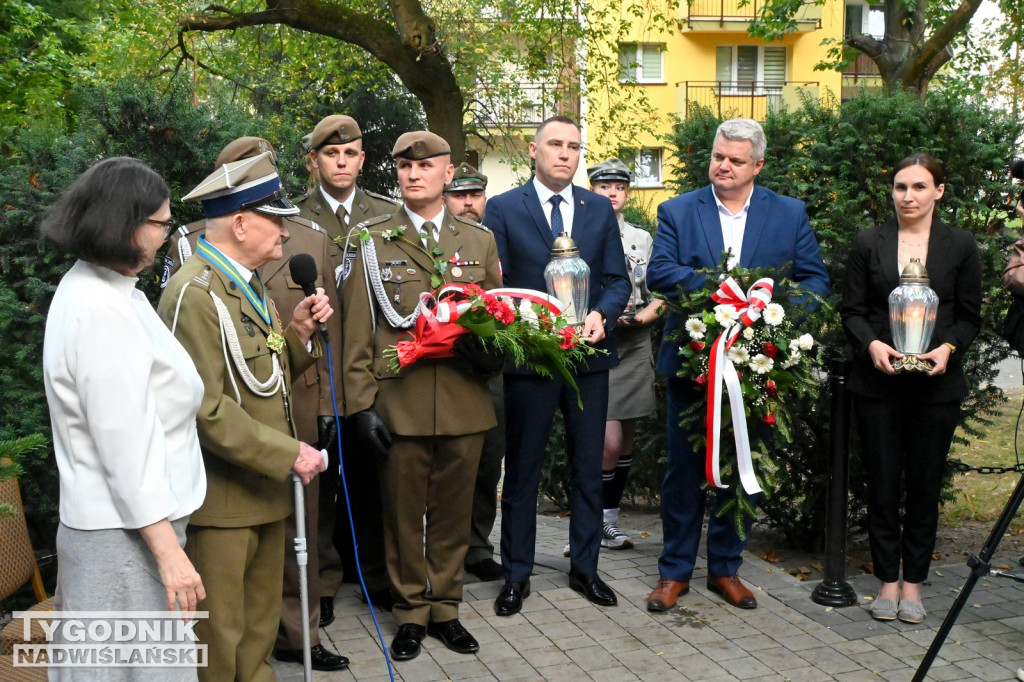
[798,333,815,351]
[518,299,539,329]
[782,350,801,369]
[685,317,707,340]
[742,326,755,340]
[727,346,750,365]
[750,354,774,374]
[714,305,739,327]
[762,303,785,326]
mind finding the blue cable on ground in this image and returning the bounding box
[324,339,396,681]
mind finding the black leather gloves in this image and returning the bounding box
[453,333,505,377]
[351,409,393,457]
[316,415,338,451]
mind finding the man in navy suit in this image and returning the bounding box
[646,118,830,612]
[484,116,630,615]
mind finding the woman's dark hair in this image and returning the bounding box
[40,157,170,269]
[893,152,945,186]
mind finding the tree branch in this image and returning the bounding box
[903,0,984,86]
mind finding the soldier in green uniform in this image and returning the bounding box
[442,163,506,584]
[341,132,502,661]
[162,137,348,672]
[297,114,398,617]
[157,154,332,682]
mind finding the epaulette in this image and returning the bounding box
[176,222,197,238]
[364,190,400,206]
[353,214,393,232]
[296,186,316,203]
[285,215,322,233]
[453,214,491,232]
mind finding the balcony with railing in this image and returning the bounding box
[681,0,822,31]
[680,81,820,120]
[480,82,580,127]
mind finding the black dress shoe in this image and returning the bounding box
[274,644,349,671]
[493,579,530,616]
[390,623,426,661]
[426,619,480,654]
[465,558,505,582]
[319,596,335,627]
[568,571,618,607]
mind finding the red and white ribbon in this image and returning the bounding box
[705,277,774,495]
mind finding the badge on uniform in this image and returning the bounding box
[240,314,256,337]
[633,265,644,280]
[381,266,393,282]
[160,255,174,289]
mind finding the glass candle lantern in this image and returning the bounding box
[888,258,939,372]
[544,232,590,327]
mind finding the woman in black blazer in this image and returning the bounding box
[841,153,982,624]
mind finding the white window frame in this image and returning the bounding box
[618,43,665,84]
[715,45,787,96]
[845,1,885,39]
[630,148,663,188]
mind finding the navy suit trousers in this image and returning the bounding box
[500,371,609,580]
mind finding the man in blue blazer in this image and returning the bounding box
[485,116,631,616]
[646,118,830,612]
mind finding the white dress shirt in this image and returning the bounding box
[44,260,207,530]
[712,187,753,270]
[533,177,575,237]
[319,185,355,225]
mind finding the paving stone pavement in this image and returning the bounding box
[272,513,1024,681]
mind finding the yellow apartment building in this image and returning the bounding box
[472,0,880,205]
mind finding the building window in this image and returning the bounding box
[715,45,787,93]
[845,2,885,39]
[618,43,664,83]
[630,148,663,187]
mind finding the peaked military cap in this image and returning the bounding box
[182,152,300,218]
[392,131,450,160]
[587,158,632,185]
[444,162,487,193]
[215,136,278,168]
[300,133,314,155]
[309,115,362,150]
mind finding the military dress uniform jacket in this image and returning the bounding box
[164,218,342,444]
[341,210,501,436]
[157,252,319,527]
[297,186,398,272]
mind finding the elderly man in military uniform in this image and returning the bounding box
[162,137,348,672]
[157,153,332,682]
[297,114,397,617]
[441,163,505,584]
[341,132,502,661]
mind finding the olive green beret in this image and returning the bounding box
[445,163,487,193]
[215,137,277,168]
[587,158,632,185]
[309,115,362,150]
[391,131,451,160]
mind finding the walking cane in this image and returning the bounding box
[290,472,313,682]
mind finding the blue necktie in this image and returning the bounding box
[549,195,564,238]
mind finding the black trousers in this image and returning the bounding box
[854,395,960,583]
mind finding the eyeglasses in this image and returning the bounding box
[147,218,179,240]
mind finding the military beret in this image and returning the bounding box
[392,131,451,160]
[444,162,487,193]
[182,152,300,218]
[309,115,362,150]
[587,158,632,185]
[215,136,277,168]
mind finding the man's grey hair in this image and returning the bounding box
[714,118,766,162]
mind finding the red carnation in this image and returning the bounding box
[762,342,778,358]
[765,379,778,395]
[763,413,776,425]
[695,374,707,386]
[690,340,705,352]
[559,327,579,350]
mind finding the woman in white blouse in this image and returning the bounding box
[41,157,207,680]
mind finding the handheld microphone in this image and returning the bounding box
[288,253,329,341]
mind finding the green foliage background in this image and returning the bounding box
[540,88,1022,549]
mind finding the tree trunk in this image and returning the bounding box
[178,0,467,161]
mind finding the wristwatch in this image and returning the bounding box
[943,342,957,353]
[593,308,607,325]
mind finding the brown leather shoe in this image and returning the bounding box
[646,578,690,612]
[707,574,757,609]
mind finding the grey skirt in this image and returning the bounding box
[50,517,197,682]
[607,326,656,421]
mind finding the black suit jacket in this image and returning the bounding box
[840,216,982,402]
[485,179,631,374]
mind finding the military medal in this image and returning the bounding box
[266,331,286,354]
[451,266,463,278]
